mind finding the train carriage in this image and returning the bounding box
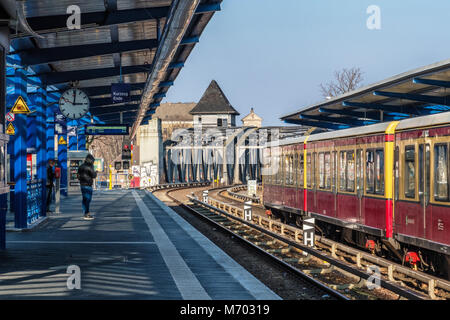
[263,112,450,277]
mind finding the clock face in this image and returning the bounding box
[59,88,90,120]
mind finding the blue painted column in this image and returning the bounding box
[46,104,55,161]
[12,67,28,228]
[36,87,47,217]
[77,118,88,150]
[58,122,68,197]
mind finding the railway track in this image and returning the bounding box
[204,186,450,300]
[149,183,450,300]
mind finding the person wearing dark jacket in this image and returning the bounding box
[77,154,97,220]
[46,160,55,213]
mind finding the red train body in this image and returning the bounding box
[263,113,450,276]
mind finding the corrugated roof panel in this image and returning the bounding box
[52,55,115,72]
[23,0,106,18]
[36,28,112,48]
[117,0,172,10]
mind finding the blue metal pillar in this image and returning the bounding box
[12,67,28,228]
[46,104,55,161]
[58,122,68,196]
[36,87,47,217]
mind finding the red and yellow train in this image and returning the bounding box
[263,112,450,278]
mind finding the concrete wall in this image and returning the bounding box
[138,119,163,185]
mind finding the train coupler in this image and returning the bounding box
[365,240,376,255]
[405,252,420,270]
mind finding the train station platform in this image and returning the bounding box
[0,189,279,300]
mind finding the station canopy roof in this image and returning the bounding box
[280,59,450,131]
[2,0,222,138]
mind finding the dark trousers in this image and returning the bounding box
[80,185,93,214]
[46,185,53,211]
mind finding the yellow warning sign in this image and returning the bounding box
[58,136,67,145]
[11,96,30,114]
[6,122,15,135]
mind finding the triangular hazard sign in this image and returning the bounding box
[11,96,30,114]
[58,136,67,145]
[6,122,15,135]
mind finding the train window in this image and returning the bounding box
[325,152,331,189]
[346,151,355,192]
[332,151,337,190]
[294,152,298,187]
[319,153,325,188]
[339,151,346,191]
[307,154,312,188]
[290,154,295,185]
[404,146,415,198]
[285,155,290,185]
[366,150,375,193]
[434,144,448,201]
[375,150,384,195]
[313,152,317,189]
[356,149,363,191]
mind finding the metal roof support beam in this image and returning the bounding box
[81,83,146,97]
[98,112,136,121]
[373,91,450,106]
[284,118,345,130]
[300,114,372,126]
[10,39,159,66]
[91,107,139,117]
[90,95,141,108]
[195,3,221,14]
[168,62,185,69]
[90,103,138,111]
[180,36,200,45]
[319,107,397,121]
[37,65,151,85]
[154,93,166,99]
[24,6,171,33]
[159,81,174,88]
[22,4,219,34]
[342,101,429,116]
[413,78,450,88]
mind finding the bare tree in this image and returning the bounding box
[88,135,124,173]
[320,67,364,98]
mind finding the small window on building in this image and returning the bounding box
[198,116,202,123]
[217,118,222,127]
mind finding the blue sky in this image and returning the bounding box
[164,0,450,126]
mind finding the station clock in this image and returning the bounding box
[59,88,90,120]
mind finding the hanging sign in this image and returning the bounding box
[6,122,15,135]
[11,96,31,114]
[58,136,67,145]
[67,126,77,137]
[6,112,15,122]
[111,83,131,104]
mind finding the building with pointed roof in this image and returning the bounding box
[190,80,240,128]
[241,108,262,127]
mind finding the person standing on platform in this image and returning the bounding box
[77,154,97,220]
[46,159,56,213]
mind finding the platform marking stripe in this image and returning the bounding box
[132,190,210,300]
[7,241,156,244]
[146,191,281,300]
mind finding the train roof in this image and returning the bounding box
[268,111,450,147]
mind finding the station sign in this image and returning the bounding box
[111,83,131,104]
[85,124,129,135]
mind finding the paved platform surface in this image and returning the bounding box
[0,189,280,300]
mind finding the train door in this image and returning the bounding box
[356,149,364,224]
[418,143,431,240]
